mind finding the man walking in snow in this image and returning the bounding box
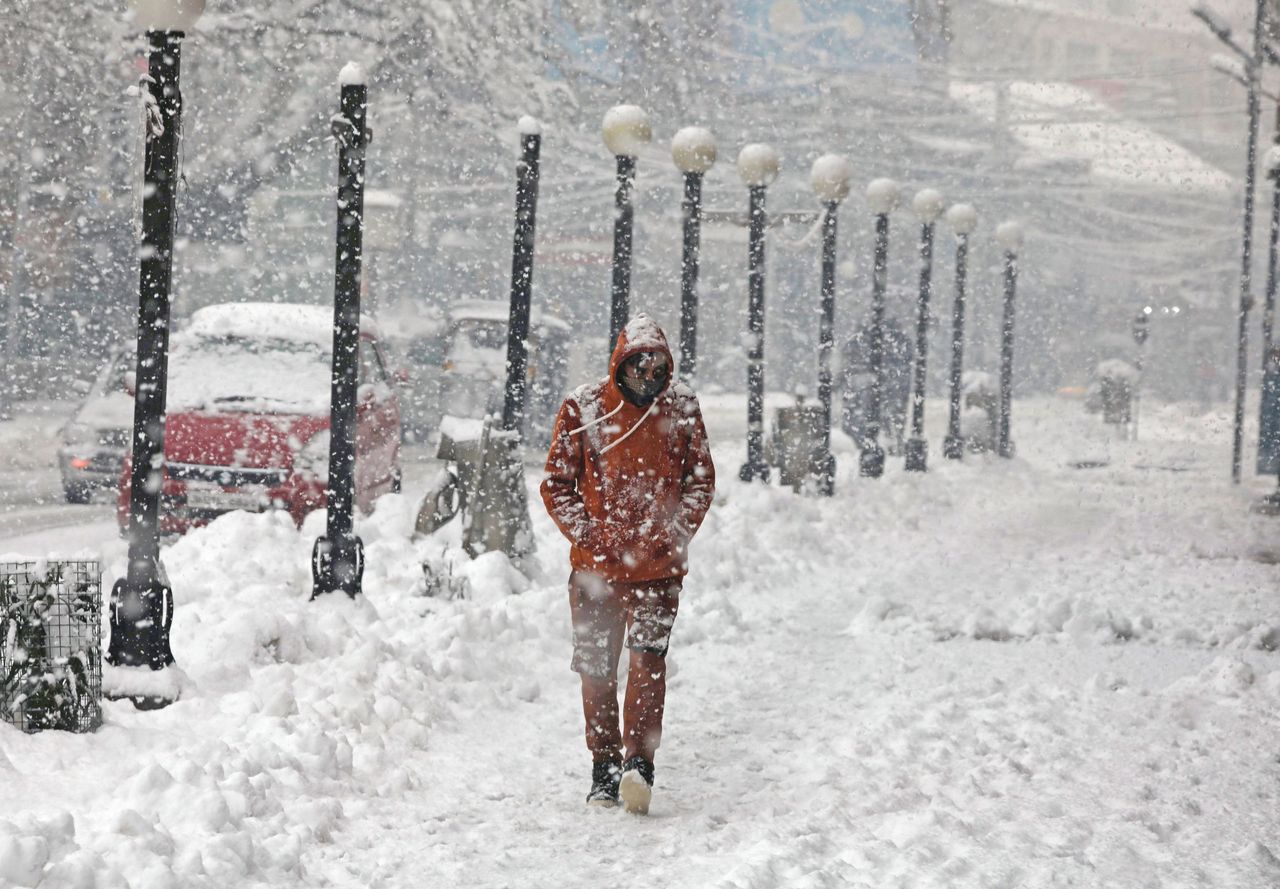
[541,315,716,814]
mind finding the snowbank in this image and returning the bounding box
[1,395,1276,887]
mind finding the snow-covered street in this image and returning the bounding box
[2,395,1277,888]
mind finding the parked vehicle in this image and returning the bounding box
[58,348,134,503]
[388,299,570,447]
[117,302,402,535]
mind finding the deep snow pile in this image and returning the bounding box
[1,396,1278,888]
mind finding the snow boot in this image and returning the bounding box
[586,759,621,807]
[619,756,654,815]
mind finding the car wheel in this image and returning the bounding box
[63,483,92,505]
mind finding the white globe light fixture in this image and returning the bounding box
[737,143,780,187]
[811,154,853,203]
[602,105,651,157]
[996,220,1025,253]
[866,178,901,216]
[946,203,978,235]
[1266,145,1280,175]
[518,115,543,137]
[672,127,717,174]
[338,61,367,87]
[131,0,205,30]
[912,188,947,224]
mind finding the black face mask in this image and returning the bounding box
[617,353,669,406]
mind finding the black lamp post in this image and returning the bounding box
[1263,145,1280,362]
[737,143,780,484]
[603,105,651,349]
[905,189,946,473]
[1255,143,1280,469]
[942,203,977,460]
[810,154,853,495]
[996,220,1024,460]
[1191,2,1266,483]
[1132,309,1150,440]
[672,126,717,383]
[312,63,371,599]
[502,116,542,436]
[107,0,205,709]
[860,178,901,479]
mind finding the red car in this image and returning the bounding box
[118,302,402,535]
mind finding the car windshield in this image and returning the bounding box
[446,320,507,372]
[168,334,332,414]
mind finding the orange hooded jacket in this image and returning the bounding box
[541,316,716,583]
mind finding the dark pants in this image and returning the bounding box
[568,571,680,765]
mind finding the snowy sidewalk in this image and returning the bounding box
[2,397,1279,888]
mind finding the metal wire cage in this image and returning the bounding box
[1,561,103,733]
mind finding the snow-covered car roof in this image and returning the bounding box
[448,298,570,333]
[184,302,383,347]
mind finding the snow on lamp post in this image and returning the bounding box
[603,105,651,349]
[312,63,371,599]
[942,203,977,460]
[502,116,542,437]
[672,126,717,383]
[996,220,1024,460]
[859,177,900,479]
[810,153,853,495]
[106,0,205,710]
[737,143,780,484]
[905,188,946,473]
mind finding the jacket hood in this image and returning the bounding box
[608,314,674,404]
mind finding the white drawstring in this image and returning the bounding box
[568,400,624,435]
[598,401,657,455]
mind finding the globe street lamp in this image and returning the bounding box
[312,63,372,599]
[502,116,542,436]
[737,143,780,483]
[672,126,717,382]
[1191,1,1267,484]
[860,177,900,479]
[603,105,651,349]
[107,0,205,709]
[905,188,946,473]
[996,220,1024,460]
[943,203,977,460]
[810,153,853,495]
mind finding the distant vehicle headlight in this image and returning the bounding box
[295,431,330,482]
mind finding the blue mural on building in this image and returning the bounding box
[546,1,919,86]
[731,0,918,75]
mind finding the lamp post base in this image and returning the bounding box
[943,434,965,460]
[311,535,366,598]
[998,440,1016,459]
[738,460,771,484]
[105,575,178,710]
[904,438,928,472]
[858,445,885,478]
